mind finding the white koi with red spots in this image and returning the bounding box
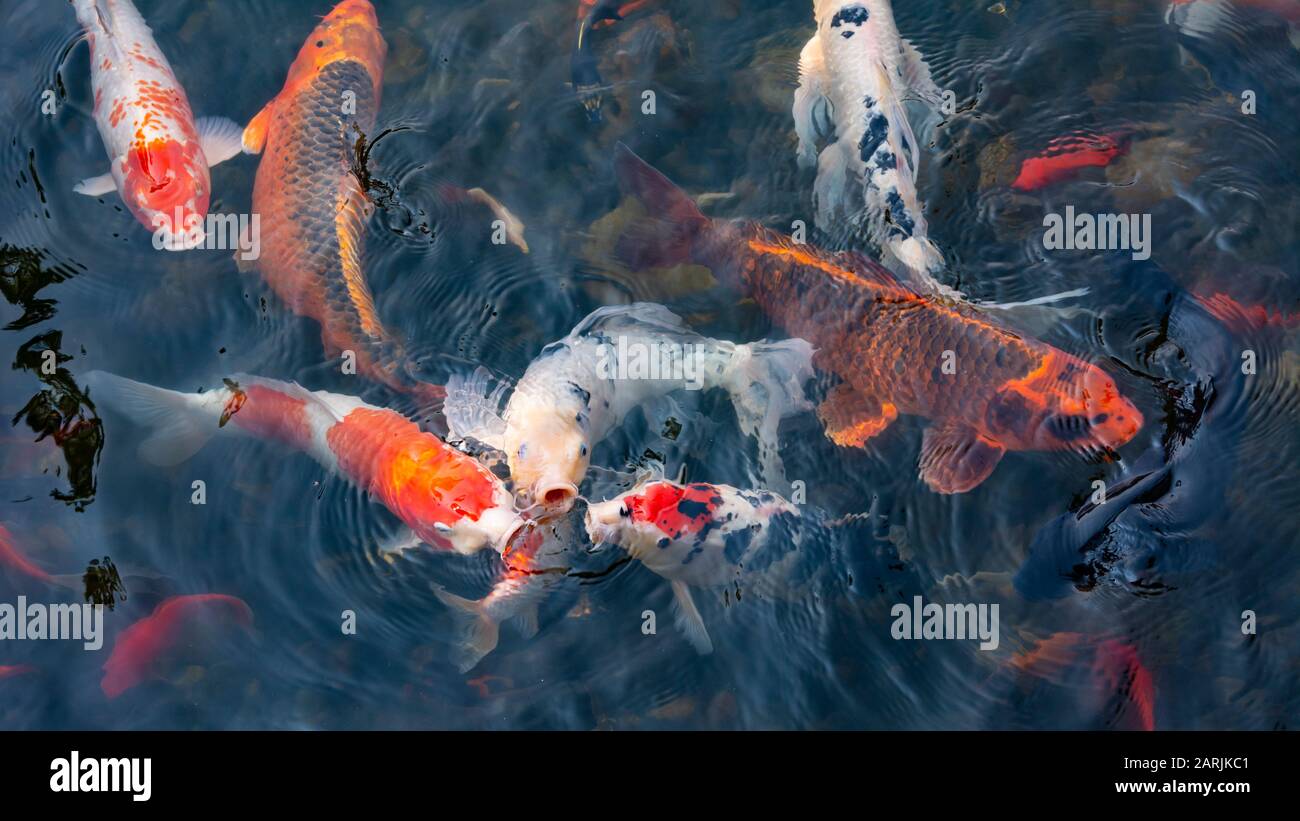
[585,479,801,653]
[70,0,242,248]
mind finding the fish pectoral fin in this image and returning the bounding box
[817,384,898,448]
[794,33,833,169]
[670,580,713,655]
[377,527,424,558]
[196,116,246,167]
[873,62,920,183]
[74,172,116,197]
[898,38,945,112]
[241,102,274,155]
[918,424,1006,494]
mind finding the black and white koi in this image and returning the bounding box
[793,1,946,279]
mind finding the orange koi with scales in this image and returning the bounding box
[241,0,443,407]
[612,144,1143,493]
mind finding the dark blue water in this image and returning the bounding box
[1,0,1298,729]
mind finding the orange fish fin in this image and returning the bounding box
[817,384,898,448]
[918,424,1005,494]
[241,101,275,155]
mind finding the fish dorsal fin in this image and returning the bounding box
[670,580,713,655]
[241,100,277,155]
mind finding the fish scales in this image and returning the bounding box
[720,228,1042,424]
[253,61,404,382]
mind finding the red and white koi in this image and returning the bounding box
[70,0,243,248]
[585,479,801,653]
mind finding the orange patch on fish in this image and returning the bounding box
[1012,134,1126,191]
[325,408,499,545]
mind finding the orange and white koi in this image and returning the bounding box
[84,371,527,555]
[70,0,243,248]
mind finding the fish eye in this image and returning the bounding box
[580,445,588,456]
[517,444,527,458]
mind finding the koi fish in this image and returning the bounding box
[239,0,444,405]
[1011,133,1128,192]
[585,479,802,653]
[84,371,527,555]
[794,1,946,276]
[444,302,813,515]
[1010,633,1156,730]
[432,525,567,672]
[612,144,1144,493]
[0,665,37,680]
[70,0,243,247]
[0,523,54,584]
[571,0,653,121]
[1019,282,1246,599]
[1193,291,1300,333]
[101,594,253,699]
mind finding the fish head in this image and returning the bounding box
[124,138,210,250]
[439,506,530,557]
[283,0,387,97]
[502,387,593,516]
[984,350,1143,453]
[584,481,728,555]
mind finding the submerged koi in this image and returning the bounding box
[0,664,37,680]
[1011,632,1156,730]
[1011,133,1127,192]
[239,0,444,404]
[585,479,802,653]
[84,371,527,555]
[432,525,565,672]
[571,0,654,121]
[444,302,813,516]
[0,524,54,584]
[612,144,1144,493]
[70,0,243,247]
[100,594,253,699]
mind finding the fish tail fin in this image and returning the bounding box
[888,235,946,277]
[722,338,815,487]
[612,143,709,270]
[84,371,219,467]
[723,338,816,434]
[432,586,500,673]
